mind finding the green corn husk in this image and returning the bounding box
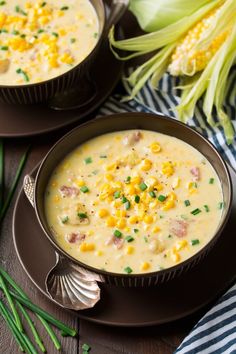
[129,0,214,32]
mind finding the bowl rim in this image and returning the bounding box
[34,112,233,278]
[0,0,105,89]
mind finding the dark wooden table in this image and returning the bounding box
[0,7,213,354]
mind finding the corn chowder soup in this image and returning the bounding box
[45,130,223,274]
[0,0,99,85]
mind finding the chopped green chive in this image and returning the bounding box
[92,169,99,175]
[184,199,190,207]
[114,230,122,238]
[41,1,47,7]
[16,68,29,82]
[20,34,26,38]
[114,191,120,199]
[144,236,148,243]
[60,6,69,10]
[82,343,91,352]
[12,30,20,35]
[134,195,140,203]
[80,186,89,193]
[180,214,188,220]
[15,5,27,15]
[0,28,8,33]
[84,157,92,164]
[191,208,201,215]
[52,32,59,38]
[124,266,132,274]
[218,202,224,210]
[191,239,200,246]
[125,236,134,243]
[37,29,44,33]
[121,196,128,203]
[78,213,87,219]
[125,201,131,210]
[0,46,8,51]
[149,191,156,198]
[0,1,6,5]
[125,176,131,184]
[70,38,76,43]
[204,205,210,212]
[93,32,98,38]
[209,178,215,184]
[159,215,164,219]
[168,234,172,238]
[158,195,166,202]
[193,182,198,188]
[134,229,139,233]
[61,216,69,224]
[99,155,107,158]
[139,182,147,191]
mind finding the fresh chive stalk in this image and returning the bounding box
[16,301,46,352]
[0,274,23,332]
[0,267,65,348]
[0,301,25,352]
[7,291,77,336]
[0,147,29,223]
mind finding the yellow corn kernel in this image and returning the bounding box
[98,209,109,218]
[105,173,114,181]
[59,53,74,65]
[126,185,136,195]
[79,243,95,252]
[58,28,66,36]
[140,159,152,171]
[129,215,139,224]
[162,162,174,177]
[75,180,85,187]
[115,210,126,217]
[112,181,122,189]
[57,10,64,17]
[150,142,161,153]
[149,200,158,209]
[0,12,7,27]
[175,240,188,251]
[105,163,117,171]
[140,262,150,271]
[116,218,126,229]
[48,54,59,68]
[113,200,122,208]
[168,192,177,201]
[161,200,175,211]
[124,227,131,233]
[172,177,180,189]
[152,226,161,233]
[88,230,94,236]
[144,215,154,224]
[131,175,142,185]
[53,195,60,203]
[125,246,134,255]
[95,250,103,256]
[171,248,181,263]
[39,16,50,25]
[146,176,158,188]
[154,183,163,191]
[187,181,198,194]
[106,216,116,227]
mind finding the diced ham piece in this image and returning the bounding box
[66,232,86,244]
[190,167,200,181]
[170,219,188,238]
[59,186,79,198]
[105,236,124,249]
[123,131,142,146]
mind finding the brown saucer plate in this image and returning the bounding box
[13,165,236,327]
[0,34,123,138]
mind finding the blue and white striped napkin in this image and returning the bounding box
[98,66,236,353]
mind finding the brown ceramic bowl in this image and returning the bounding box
[30,112,232,287]
[0,0,127,105]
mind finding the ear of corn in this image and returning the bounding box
[109,0,236,143]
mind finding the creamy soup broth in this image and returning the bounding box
[45,130,223,274]
[0,0,99,85]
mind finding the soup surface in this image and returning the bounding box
[45,130,223,274]
[0,0,99,85]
